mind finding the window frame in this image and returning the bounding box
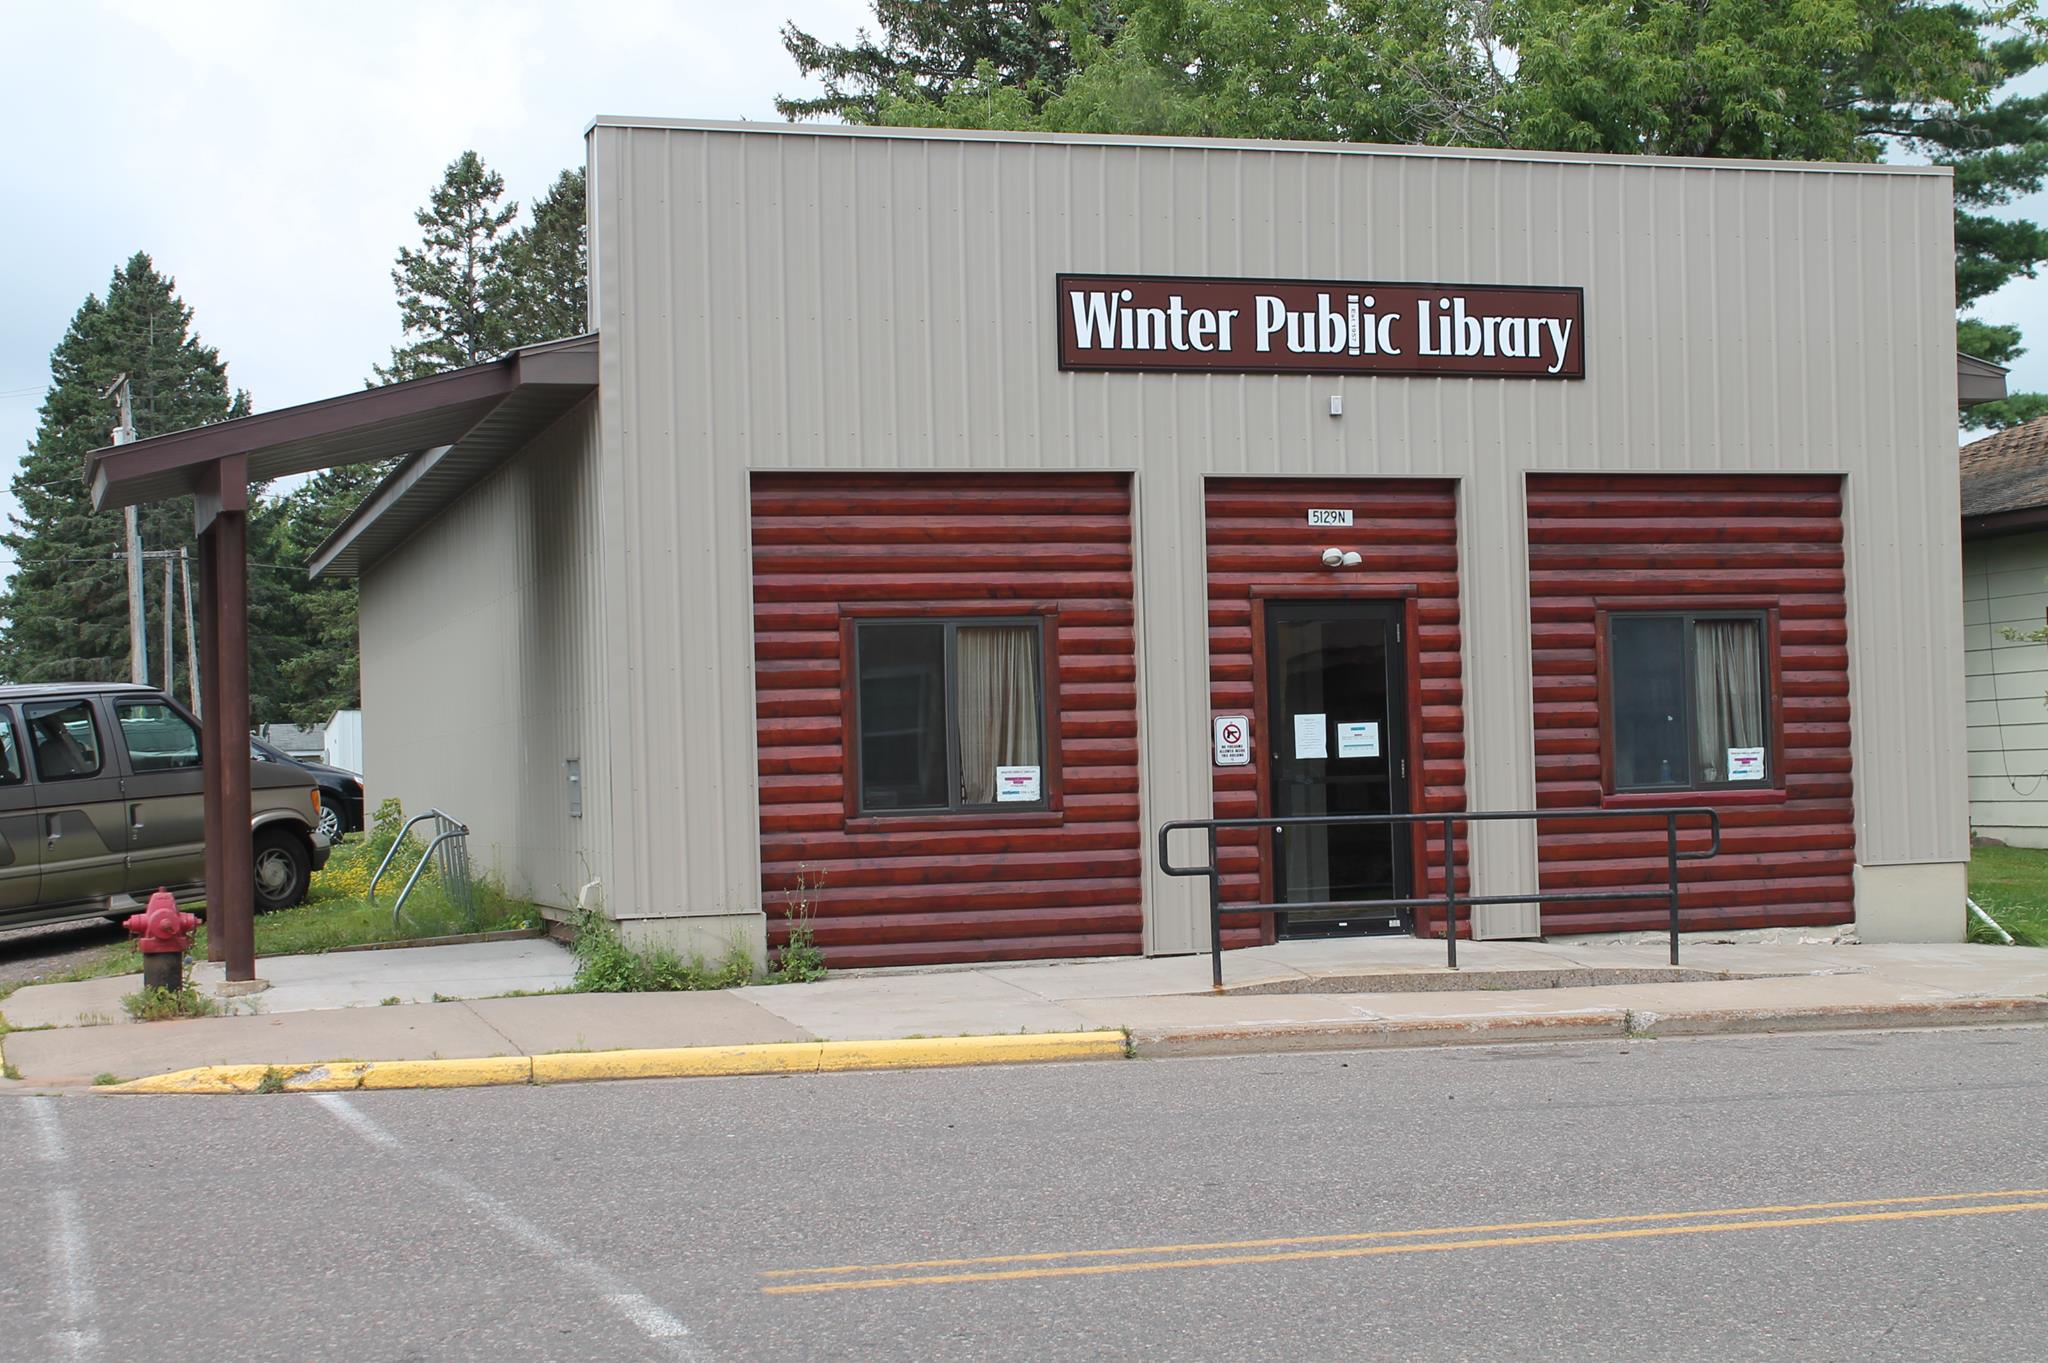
[1597,606,1782,796]
[840,605,1064,827]
[114,698,204,774]
[23,698,107,784]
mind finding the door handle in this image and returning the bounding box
[130,803,145,832]
[45,813,60,846]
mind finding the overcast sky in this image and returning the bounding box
[1,0,2042,585]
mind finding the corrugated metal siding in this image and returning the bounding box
[750,472,1142,966]
[358,396,610,906]
[1204,479,1466,941]
[1963,531,2048,845]
[1527,473,1854,930]
[587,119,1961,951]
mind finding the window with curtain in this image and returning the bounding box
[854,618,1048,814]
[1607,612,1770,790]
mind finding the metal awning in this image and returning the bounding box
[87,334,598,513]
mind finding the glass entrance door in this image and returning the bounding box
[1265,600,1410,936]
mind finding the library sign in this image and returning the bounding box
[1057,274,1584,379]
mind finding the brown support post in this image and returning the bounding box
[196,457,254,982]
[197,530,225,962]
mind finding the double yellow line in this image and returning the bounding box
[761,1187,2048,1295]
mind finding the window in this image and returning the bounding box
[24,700,104,782]
[117,701,202,772]
[0,711,22,785]
[854,618,1049,814]
[1607,612,1770,790]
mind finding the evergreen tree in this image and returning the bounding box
[374,151,520,383]
[0,253,250,688]
[777,0,1118,122]
[255,464,384,727]
[502,168,589,344]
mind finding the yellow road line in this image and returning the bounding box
[761,1199,2048,1296]
[763,1186,2048,1279]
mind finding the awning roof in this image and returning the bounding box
[86,337,599,549]
[1958,352,2010,408]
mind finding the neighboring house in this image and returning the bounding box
[323,709,363,776]
[1962,414,2048,847]
[255,722,325,762]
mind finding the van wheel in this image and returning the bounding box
[252,828,311,912]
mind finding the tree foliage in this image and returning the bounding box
[0,253,250,691]
[374,151,521,384]
[798,0,2048,424]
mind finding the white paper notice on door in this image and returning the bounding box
[995,766,1042,801]
[1292,714,1328,760]
[1726,747,1765,782]
[1336,721,1380,758]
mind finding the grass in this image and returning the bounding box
[0,800,544,1001]
[1967,844,2048,947]
[570,910,756,993]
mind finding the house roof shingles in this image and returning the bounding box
[1960,414,2048,526]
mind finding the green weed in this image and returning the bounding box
[570,911,756,993]
[121,985,217,1022]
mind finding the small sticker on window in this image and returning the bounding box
[995,766,1042,802]
[1727,747,1765,781]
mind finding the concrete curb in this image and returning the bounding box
[1126,997,2048,1057]
[102,1030,1129,1094]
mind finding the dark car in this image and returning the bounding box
[251,737,364,843]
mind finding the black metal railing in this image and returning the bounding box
[1157,807,1723,989]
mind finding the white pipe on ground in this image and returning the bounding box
[1967,896,2016,945]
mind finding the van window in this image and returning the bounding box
[25,700,104,782]
[117,701,202,772]
[0,711,22,784]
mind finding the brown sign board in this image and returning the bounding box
[1057,274,1584,379]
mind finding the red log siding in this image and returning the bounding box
[751,473,1142,968]
[1526,473,1853,933]
[1205,479,1467,943]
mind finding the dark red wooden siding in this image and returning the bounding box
[751,472,1142,968]
[1527,473,1853,932]
[1205,479,1467,942]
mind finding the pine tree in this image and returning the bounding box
[502,168,588,345]
[374,151,520,383]
[0,253,250,687]
[263,463,387,726]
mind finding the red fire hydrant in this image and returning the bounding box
[125,888,201,994]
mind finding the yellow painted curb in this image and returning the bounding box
[816,1032,1127,1072]
[104,1030,1127,1094]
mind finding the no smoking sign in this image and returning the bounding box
[1213,715,1251,767]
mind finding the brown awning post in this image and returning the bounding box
[196,456,254,982]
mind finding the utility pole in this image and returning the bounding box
[102,374,147,684]
[180,548,200,714]
[162,554,174,692]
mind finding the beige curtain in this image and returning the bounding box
[957,625,1042,803]
[1693,620,1764,781]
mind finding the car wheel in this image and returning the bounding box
[252,828,312,912]
[317,804,342,842]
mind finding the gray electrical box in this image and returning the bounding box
[566,759,582,818]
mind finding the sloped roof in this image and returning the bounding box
[1960,414,2048,529]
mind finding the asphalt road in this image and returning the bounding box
[2,1027,2045,1362]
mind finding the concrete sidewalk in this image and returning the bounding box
[3,934,2045,1090]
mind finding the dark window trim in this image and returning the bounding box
[1596,605,1783,796]
[841,605,1064,825]
[23,697,107,783]
[0,707,23,786]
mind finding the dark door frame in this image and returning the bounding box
[1246,585,1427,940]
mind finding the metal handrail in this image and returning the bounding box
[368,808,474,930]
[1158,807,1723,990]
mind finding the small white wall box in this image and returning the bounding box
[1329,395,1343,416]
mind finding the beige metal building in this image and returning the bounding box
[309,117,1972,966]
